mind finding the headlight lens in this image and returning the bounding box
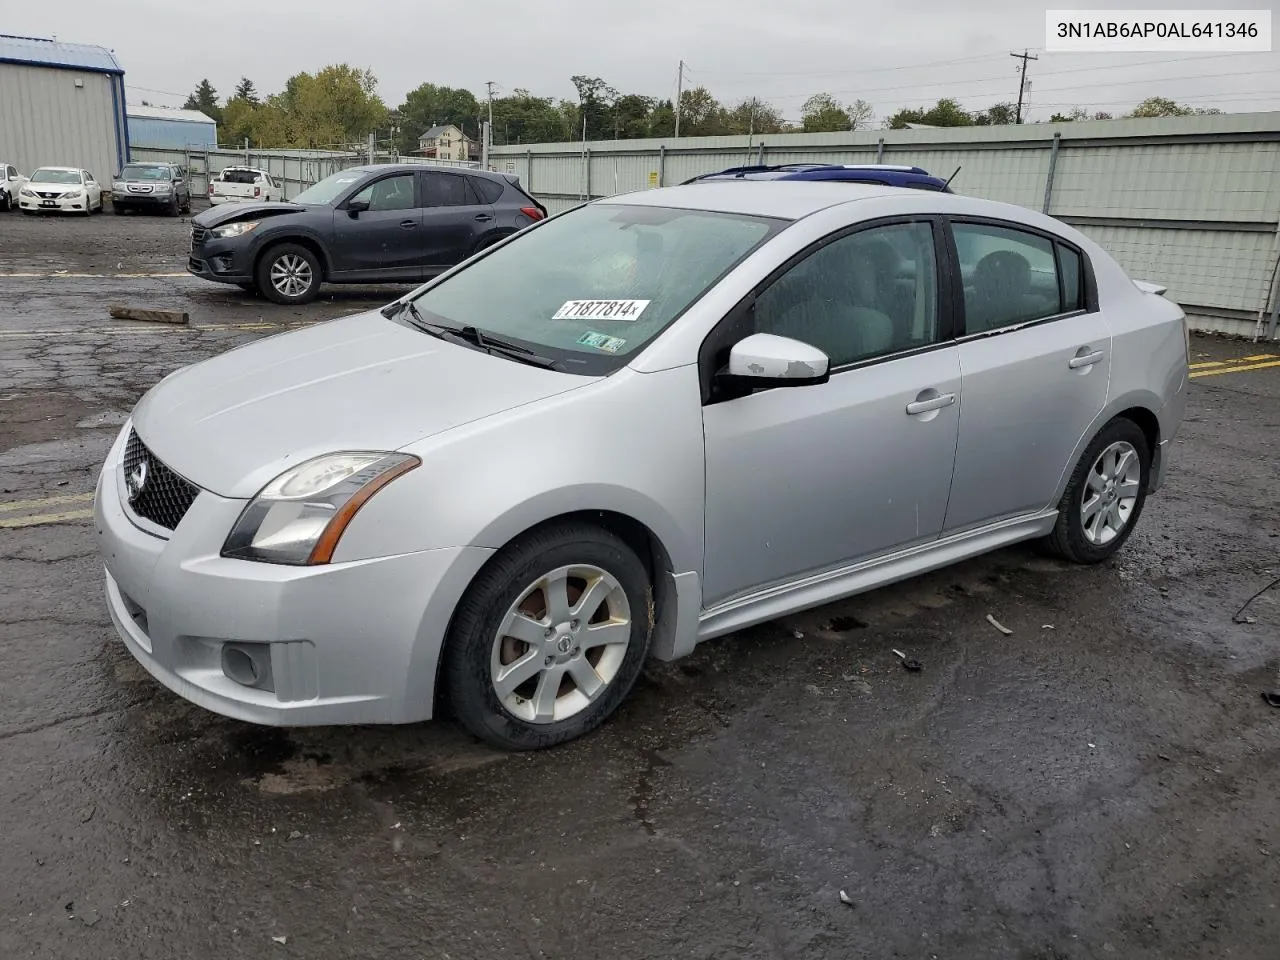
[212,221,259,238]
[65,189,83,198]
[20,188,35,197]
[222,452,419,565]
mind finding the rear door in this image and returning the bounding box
[942,218,1111,534]
[419,171,494,272]
[328,171,424,280]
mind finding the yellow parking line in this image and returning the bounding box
[0,491,94,513]
[1188,354,1277,370]
[1191,359,1280,379]
[0,508,94,529]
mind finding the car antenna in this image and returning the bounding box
[943,166,962,189]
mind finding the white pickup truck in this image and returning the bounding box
[208,166,283,205]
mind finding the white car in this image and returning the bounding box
[19,166,104,215]
[208,167,283,205]
[0,162,28,211]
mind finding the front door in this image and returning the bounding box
[701,219,962,605]
[331,172,425,280]
[942,219,1111,533]
[419,171,495,273]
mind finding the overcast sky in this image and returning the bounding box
[87,0,1277,123]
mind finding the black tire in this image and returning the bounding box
[1043,417,1151,564]
[444,523,654,750]
[0,192,9,212]
[168,195,181,217]
[112,203,125,215]
[181,196,192,214]
[255,242,322,305]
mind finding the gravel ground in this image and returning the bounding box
[2,206,1279,960]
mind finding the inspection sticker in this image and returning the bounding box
[577,331,626,353]
[553,299,650,321]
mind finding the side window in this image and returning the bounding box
[1057,243,1083,312]
[349,174,416,212]
[952,222,1063,334]
[752,221,939,367]
[423,172,471,207]
[7,166,16,179]
[470,176,504,204]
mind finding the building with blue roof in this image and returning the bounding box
[0,34,129,181]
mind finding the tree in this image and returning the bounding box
[233,77,260,106]
[886,98,973,129]
[1049,107,1115,122]
[490,89,572,145]
[676,86,723,136]
[276,65,386,149]
[648,98,676,138]
[973,102,1017,126]
[1129,96,1221,118]
[611,93,656,139]
[802,93,852,133]
[183,78,222,124]
[394,83,480,154]
[848,99,874,130]
[570,75,618,141]
[721,98,788,136]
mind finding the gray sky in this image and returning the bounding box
[97,0,1277,123]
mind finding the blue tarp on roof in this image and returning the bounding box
[0,34,124,75]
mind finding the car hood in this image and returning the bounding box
[131,310,595,498]
[193,201,306,227]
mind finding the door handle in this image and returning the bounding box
[399,219,417,230]
[905,393,957,415]
[474,213,494,222]
[1069,349,1104,369]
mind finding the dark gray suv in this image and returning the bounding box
[112,162,192,216]
[187,164,547,304]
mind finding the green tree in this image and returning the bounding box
[648,98,676,138]
[886,98,973,129]
[183,78,222,124]
[394,83,481,154]
[277,65,386,148]
[801,93,851,132]
[570,75,618,140]
[611,93,657,139]
[491,89,572,144]
[720,98,788,135]
[676,86,724,136]
[233,77,260,106]
[973,102,1017,125]
[1129,96,1221,118]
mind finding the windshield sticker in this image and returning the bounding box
[577,331,626,353]
[554,299,650,322]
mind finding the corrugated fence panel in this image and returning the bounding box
[0,63,120,180]
[1051,141,1280,222]
[889,147,1049,208]
[1075,224,1276,313]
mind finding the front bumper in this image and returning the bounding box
[114,191,176,209]
[187,236,255,284]
[19,193,88,212]
[95,425,491,725]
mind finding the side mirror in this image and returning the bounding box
[346,198,370,216]
[720,333,830,389]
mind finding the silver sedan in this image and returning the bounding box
[95,181,1189,749]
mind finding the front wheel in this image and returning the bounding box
[0,192,9,212]
[444,524,654,750]
[1043,418,1151,564]
[256,243,321,305]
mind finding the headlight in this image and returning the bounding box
[222,452,419,565]
[211,221,259,238]
[65,190,83,199]
[154,183,171,192]
[20,188,35,197]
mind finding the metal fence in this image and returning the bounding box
[490,112,1280,339]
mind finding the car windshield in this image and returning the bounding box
[404,203,785,373]
[120,165,170,180]
[292,169,369,205]
[31,169,81,184]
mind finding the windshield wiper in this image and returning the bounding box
[388,302,557,369]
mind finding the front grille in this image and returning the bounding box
[190,225,210,245]
[122,429,200,531]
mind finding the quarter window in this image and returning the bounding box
[953,222,1068,333]
[752,221,940,367]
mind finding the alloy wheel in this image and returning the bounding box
[1081,440,1141,546]
[269,254,313,299]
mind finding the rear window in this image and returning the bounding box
[219,169,261,185]
[470,176,504,204]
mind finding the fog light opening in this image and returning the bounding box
[222,645,262,686]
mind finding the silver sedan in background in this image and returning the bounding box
[95,180,1188,750]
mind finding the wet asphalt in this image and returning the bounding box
[1,204,1279,959]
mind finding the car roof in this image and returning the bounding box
[601,181,905,220]
[343,163,508,181]
[34,165,81,172]
[686,163,951,191]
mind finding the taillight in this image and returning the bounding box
[254,186,261,198]
[520,206,545,221]
[208,184,214,194]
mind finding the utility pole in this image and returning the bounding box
[485,81,496,161]
[673,60,684,139]
[1011,49,1038,124]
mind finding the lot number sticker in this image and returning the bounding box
[577,331,627,353]
[554,299,650,321]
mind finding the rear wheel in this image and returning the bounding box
[1044,418,1150,564]
[256,243,321,305]
[444,523,653,750]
